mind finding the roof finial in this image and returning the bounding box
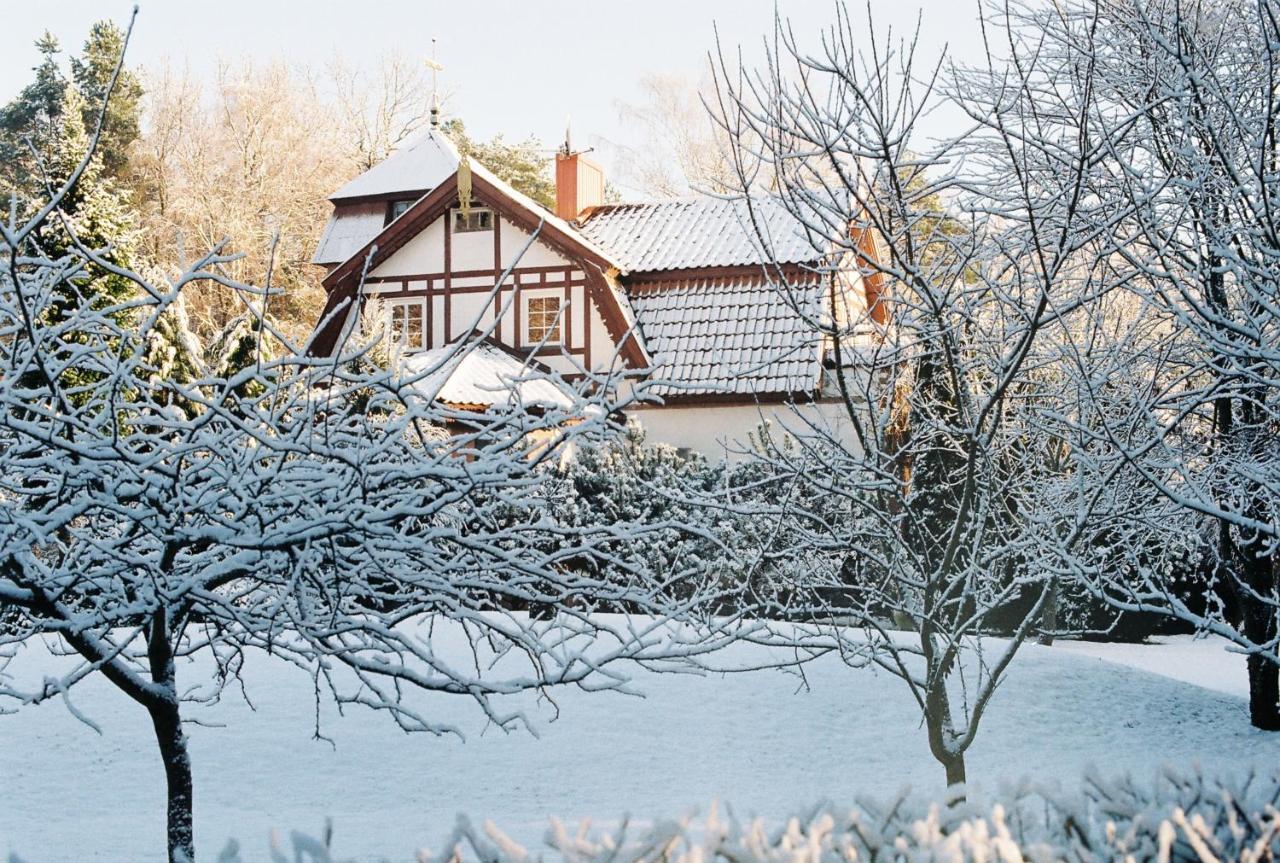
[426,38,444,128]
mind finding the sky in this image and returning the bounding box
[0,1,985,194]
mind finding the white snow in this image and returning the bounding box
[0,632,1276,862]
[1051,634,1252,699]
[402,340,578,410]
[329,128,460,203]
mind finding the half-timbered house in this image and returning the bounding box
[308,126,883,458]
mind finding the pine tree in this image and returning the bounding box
[0,32,66,199]
[442,119,556,210]
[18,86,141,404]
[0,21,141,202]
[70,20,142,183]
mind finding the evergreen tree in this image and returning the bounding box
[0,32,66,199]
[70,21,142,183]
[37,86,138,280]
[205,307,279,403]
[17,86,141,404]
[442,119,556,210]
[0,21,141,203]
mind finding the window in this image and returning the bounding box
[388,299,425,351]
[451,207,494,233]
[525,295,562,345]
[385,199,414,225]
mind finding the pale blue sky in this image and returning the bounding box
[1,1,984,190]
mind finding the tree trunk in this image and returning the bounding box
[149,699,195,863]
[1246,653,1280,730]
[943,754,967,795]
[1232,473,1278,731]
[1037,578,1059,646]
[922,673,968,801]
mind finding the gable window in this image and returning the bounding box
[525,295,563,346]
[451,207,494,233]
[388,299,425,351]
[386,199,414,225]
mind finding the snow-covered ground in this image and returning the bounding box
[1,632,1275,862]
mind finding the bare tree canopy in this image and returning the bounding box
[0,33,737,859]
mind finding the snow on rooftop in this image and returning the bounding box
[578,196,825,273]
[629,273,826,397]
[400,339,577,411]
[329,127,460,202]
[312,201,386,265]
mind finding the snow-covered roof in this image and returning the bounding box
[312,202,387,266]
[578,196,825,273]
[627,274,826,397]
[465,159,621,270]
[329,128,460,202]
[400,340,578,411]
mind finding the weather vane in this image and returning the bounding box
[426,37,444,128]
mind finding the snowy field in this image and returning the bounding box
[1,632,1276,862]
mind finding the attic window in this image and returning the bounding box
[524,295,562,346]
[386,199,414,225]
[452,207,493,233]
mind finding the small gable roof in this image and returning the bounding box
[312,201,386,266]
[577,196,825,273]
[401,338,578,411]
[329,128,460,203]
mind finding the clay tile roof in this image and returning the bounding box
[628,275,827,397]
[578,196,823,273]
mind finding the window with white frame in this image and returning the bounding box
[524,295,563,346]
[451,207,494,233]
[387,299,425,351]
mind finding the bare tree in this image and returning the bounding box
[1027,0,1280,729]
[328,50,434,171]
[131,52,437,346]
[699,3,1125,791]
[0,43,730,861]
[607,73,747,197]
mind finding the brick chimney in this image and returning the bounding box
[555,149,605,222]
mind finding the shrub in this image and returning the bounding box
[111,769,1280,863]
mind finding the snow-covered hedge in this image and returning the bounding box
[141,770,1280,863]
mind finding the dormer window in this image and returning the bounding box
[452,207,494,233]
[386,199,414,225]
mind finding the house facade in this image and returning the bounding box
[308,127,884,458]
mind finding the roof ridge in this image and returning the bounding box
[586,193,761,212]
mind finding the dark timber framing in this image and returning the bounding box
[308,167,648,368]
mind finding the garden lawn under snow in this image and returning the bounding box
[1,630,1276,862]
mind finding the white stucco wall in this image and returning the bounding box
[371,218,446,276]
[501,220,570,269]
[628,400,862,462]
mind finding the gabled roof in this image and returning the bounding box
[309,160,649,369]
[401,338,577,411]
[577,196,825,273]
[628,272,828,398]
[328,128,460,203]
[309,137,874,399]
